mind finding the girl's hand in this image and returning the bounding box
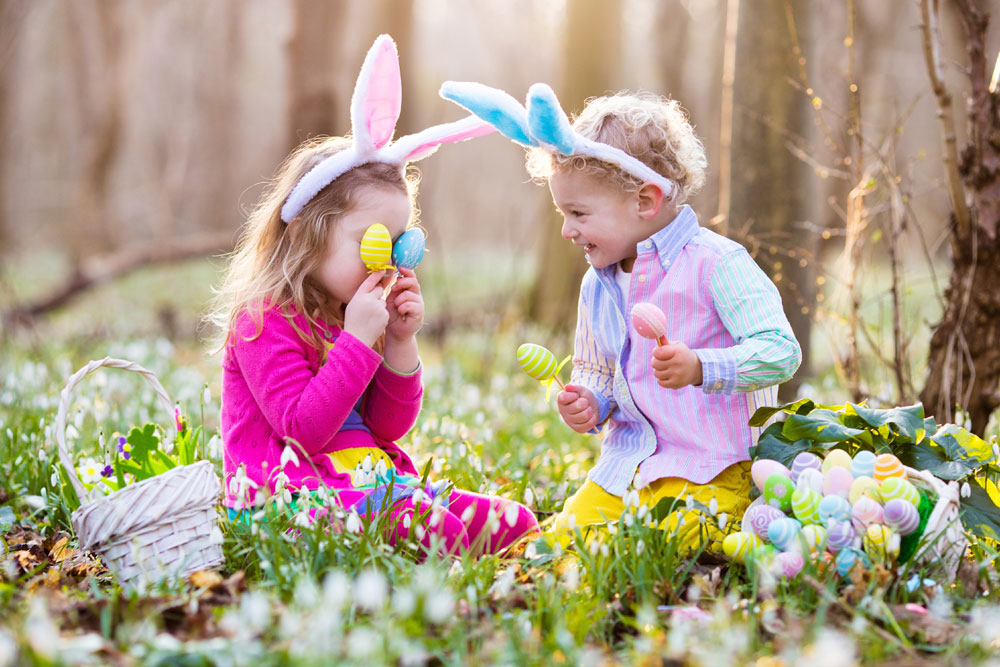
[556,384,599,433]
[651,342,703,389]
[344,271,389,348]
[385,267,424,341]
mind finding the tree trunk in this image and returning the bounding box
[287,0,341,147]
[526,0,622,329]
[919,0,1000,434]
[0,0,28,260]
[728,0,817,400]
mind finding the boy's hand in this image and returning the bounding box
[344,271,389,348]
[651,342,703,389]
[557,384,599,433]
[385,267,424,341]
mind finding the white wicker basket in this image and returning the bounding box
[903,465,968,582]
[56,357,224,588]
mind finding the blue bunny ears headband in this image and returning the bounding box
[281,36,495,223]
[439,81,676,199]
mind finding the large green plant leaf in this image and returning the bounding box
[930,424,994,467]
[847,403,925,443]
[961,481,1000,542]
[897,444,975,481]
[748,398,816,427]
[750,423,815,466]
[782,409,864,443]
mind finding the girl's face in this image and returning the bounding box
[313,184,412,311]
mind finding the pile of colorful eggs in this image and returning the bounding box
[722,450,925,579]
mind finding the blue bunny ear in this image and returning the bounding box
[526,83,576,155]
[439,81,535,147]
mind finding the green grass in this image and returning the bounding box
[1,257,999,664]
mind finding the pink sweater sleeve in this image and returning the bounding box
[363,363,423,443]
[229,310,383,456]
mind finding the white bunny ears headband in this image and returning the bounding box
[439,81,676,199]
[281,35,495,223]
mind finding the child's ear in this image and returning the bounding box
[636,182,665,219]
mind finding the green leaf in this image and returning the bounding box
[126,423,160,466]
[847,403,925,443]
[750,423,815,466]
[961,481,1000,542]
[0,506,15,531]
[897,444,975,481]
[930,424,993,467]
[748,398,815,427]
[782,409,864,443]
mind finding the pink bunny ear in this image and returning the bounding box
[351,35,402,154]
[383,115,496,164]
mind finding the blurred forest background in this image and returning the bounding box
[1,0,998,433]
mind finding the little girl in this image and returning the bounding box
[209,36,538,556]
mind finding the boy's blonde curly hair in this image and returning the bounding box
[526,91,707,204]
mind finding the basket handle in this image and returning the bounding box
[56,357,174,503]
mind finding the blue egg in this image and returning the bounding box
[767,517,802,551]
[392,228,426,270]
[818,495,852,525]
[835,548,870,577]
[850,450,877,479]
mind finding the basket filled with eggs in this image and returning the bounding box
[723,399,1000,585]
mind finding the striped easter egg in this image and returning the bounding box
[883,498,920,536]
[823,466,854,499]
[767,517,802,552]
[873,453,906,482]
[800,524,827,553]
[359,223,394,271]
[821,449,852,473]
[848,476,882,504]
[796,468,825,494]
[763,474,796,511]
[751,459,792,492]
[835,548,870,577]
[516,344,558,382]
[850,450,877,478]
[851,496,884,533]
[790,452,822,482]
[818,495,852,525]
[773,550,805,578]
[863,524,899,562]
[825,521,857,554]
[879,477,919,507]
[722,531,763,563]
[742,504,786,541]
[791,488,822,525]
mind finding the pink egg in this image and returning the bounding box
[751,460,792,492]
[823,466,854,499]
[773,551,805,578]
[851,496,884,533]
[630,303,667,341]
[742,504,787,540]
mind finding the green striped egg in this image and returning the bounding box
[360,223,394,271]
[516,344,558,382]
[879,477,919,507]
[791,488,822,525]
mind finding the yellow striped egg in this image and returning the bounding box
[821,449,852,474]
[800,524,827,553]
[722,531,763,563]
[863,523,899,562]
[360,223,394,271]
[848,476,882,504]
[879,477,919,507]
[791,488,822,525]
[516,344,558,382]
[873,453,906,482]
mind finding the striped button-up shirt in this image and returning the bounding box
[572,206,801,496]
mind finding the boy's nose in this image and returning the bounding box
[560,219,577,240]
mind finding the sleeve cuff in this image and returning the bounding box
[694,348,738,394]
[374,359,423,402]
[586,386,612,435]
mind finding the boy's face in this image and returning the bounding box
[549,169,654,271]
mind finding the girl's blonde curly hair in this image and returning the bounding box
[526,91,707,204]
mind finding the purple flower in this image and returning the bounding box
[101,464,114,478]
[117,436,131,460]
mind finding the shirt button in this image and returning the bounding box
[664,259,671,267]
[714,381,723,390]
[637,275,646,283]
[644,241,653,249]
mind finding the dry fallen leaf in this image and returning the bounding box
[189,570,223,588]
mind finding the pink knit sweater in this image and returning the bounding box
[221,305,421,508]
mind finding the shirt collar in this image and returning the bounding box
[646,205,699,272]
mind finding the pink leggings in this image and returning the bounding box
[332,487,539,557]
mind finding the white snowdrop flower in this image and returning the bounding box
[561,562,580,592]
[504,503,520,528]
[374,458,388,478]
[523,487,534,507]
[25,597,58,661]
[685,494,695,511]
[961,482,972,498]
[345,627,378,659]
[402,513,412,530]
[718,513,729,531]
[589,539,601,556]
[567,513,577,530]
[636,539,645,556]
[429,511,442,528]
[361,455,373,473]
[50,472,59,487]
[293,512,312,528]
[322,570,351,609]
[491,568,515,598]
[491,517,501,534]
[415,525,427,541]
[637,504,649,521]
[698,513,707,525]
[424,589,454,624]
[708,497,718,516]
[240,591,272,633]
[345,511,363,534]
[279,446,300,469]
[203,385,212,405]
[551,540,563,557]
[993,442,1000,461]
[393,587,417,617]
[354,569,387,612]
[352,469,367,487]
[461,505,476,523]
[607,521,618,535]
[524,541,538,559]
[623,512,635,527]
[600,544,609,558]
[411,489,424,506]
[624,490,641,508]
[633,471,643,488]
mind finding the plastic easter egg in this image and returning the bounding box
[741,504,786,541]
[516,344,558,382]
[751,459,792,493]
[879,477,919,507]
[796,468,825,494]
[791,488,822,525]
[790,452,822,482]
[825,521,857,554]
[360,223,394,271]
[818,495,852,525]
[848,476,882,504]
[851,496,884,533]
[835,548,870,577]
[767,517,802,551]
[630,303,668,341]
[772,550,805,578]
[799,524,827,553]
[883,498,920,536]
[823,466,854,499]
[821,449,852,474]
[722,531,763,563]
[763,473,796,511]
[850,450,877,478]
[391,228,426,270]
[873,453,906,481]
[863,524,900,562]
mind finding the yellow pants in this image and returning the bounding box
[549,461,752,552]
